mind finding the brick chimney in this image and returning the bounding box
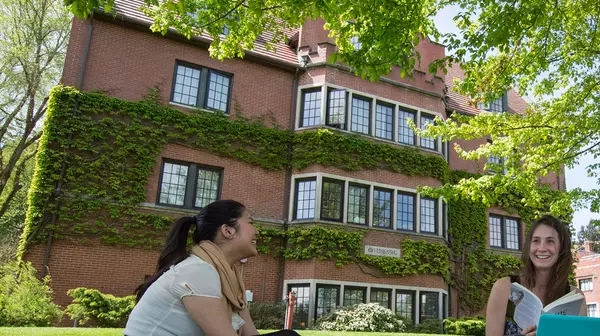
[584,241,594,252]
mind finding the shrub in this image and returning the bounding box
[248,301,286,329]
[444,315,486,336]
[412,318,445,334]
[316,303,405,332]
[65,288,135,328]
[0,261,63,326]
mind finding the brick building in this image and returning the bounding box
[575,242,600,317]
[23,0,565,328]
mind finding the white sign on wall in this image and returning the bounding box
[364,245,401,258]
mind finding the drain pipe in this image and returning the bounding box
[41,13,94,279]
[274,65,301,302]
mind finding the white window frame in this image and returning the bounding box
[295,83,444,154]
[283,279,447,327]
[289,172,444,237]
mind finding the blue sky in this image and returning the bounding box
[433,6,600,232]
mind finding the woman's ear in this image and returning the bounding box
[220,224,236,239]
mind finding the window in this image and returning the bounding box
[487,140,506,174]
[373,188,393,229]
[396,291,415,323]
[350,35,362,50]
[326,88,347,129]
[300,88,322,127]
[351,96,371,135]
[370,288,391,309]
[580,278,594,292]
[294,178,317,220]
[420,197,438,234]
[288,284,311,329]
[375,102,394,140]
[442,202,448,239]
[420,292,439,322]
[321,179,344,221]
[478,94,505,113]
[157,161,222,209]
[587,303,598,317]
[343,286,366,306]
[171,63,232,113]
[398,108,416,145]
[489,215,521,250]
[420,114,437,150]
[347,184,369,225]
[315,285,340,318]
[397,192,415,231]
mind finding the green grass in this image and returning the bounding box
[0,328,451,336]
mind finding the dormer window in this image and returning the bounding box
[478,93,507,113]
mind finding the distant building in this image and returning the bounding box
[575,241,600,317]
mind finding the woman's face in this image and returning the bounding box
[529,224,560,270]
[231,209,258,258]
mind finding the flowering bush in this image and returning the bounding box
[316,303,405,332]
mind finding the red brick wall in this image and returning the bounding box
[575,252,600,311]
[146,144,287,220]
[62,18,296,128]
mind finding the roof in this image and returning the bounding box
[445,63,529,116]
[102,0,299,65]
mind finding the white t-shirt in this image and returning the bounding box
[123,255,245,336]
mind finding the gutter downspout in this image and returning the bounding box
[274,65,300,303]
[41,13,94,279]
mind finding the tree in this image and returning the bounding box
[0,0,71,261]
[577,219,600,253]
[65,0,600,217]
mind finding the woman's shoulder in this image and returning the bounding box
[177,255,216,271]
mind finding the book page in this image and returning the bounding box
[510,283,543,329]
[543,290,584,315]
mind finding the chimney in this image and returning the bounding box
[584,241,593,252]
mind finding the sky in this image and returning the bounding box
[433,6,600,233]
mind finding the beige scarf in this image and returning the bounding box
[191,241,246,323]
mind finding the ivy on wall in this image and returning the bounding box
[18,86,565,314]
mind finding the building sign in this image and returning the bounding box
[364,245,401,258]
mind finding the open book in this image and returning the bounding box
[509,282,584,329]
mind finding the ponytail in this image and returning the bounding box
[135,216,195,302]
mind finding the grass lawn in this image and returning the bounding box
[0,328,451,336]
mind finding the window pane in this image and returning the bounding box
[206,71,230,112]
[343,286,366,306]
[327,89,346,128]
[587,303,598,317]
[159,162,188,206]
[172,65,200,106]
[478,95,504,113]
[348,184,368,225]
[295,179,316,220]
[489,216,503,248]
[398,108,416,145]
[350,35,362,50]
[316,285,339,318]
[351,96,371,134]
[420,114,437,150]
[396,291,414,323]
[375,102,393,140]
[301,90,322,127]
[420,197,437,234]
[370,288,391,309]
[194,168,220,208]
[397,193,415,231]
[288,284,311,329]
[580,279,593,292]
[505,218,520,250]
[420,292,439,322]
[373,188,392,228]
[321,179,344,221]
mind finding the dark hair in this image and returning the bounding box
[135,200,246,302]
[521,214,572,305]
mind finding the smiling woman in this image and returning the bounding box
[122,200,299,336]
[484,215,587,336]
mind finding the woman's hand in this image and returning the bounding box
[522,325,537,336]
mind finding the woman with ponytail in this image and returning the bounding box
[123,200,298,336]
